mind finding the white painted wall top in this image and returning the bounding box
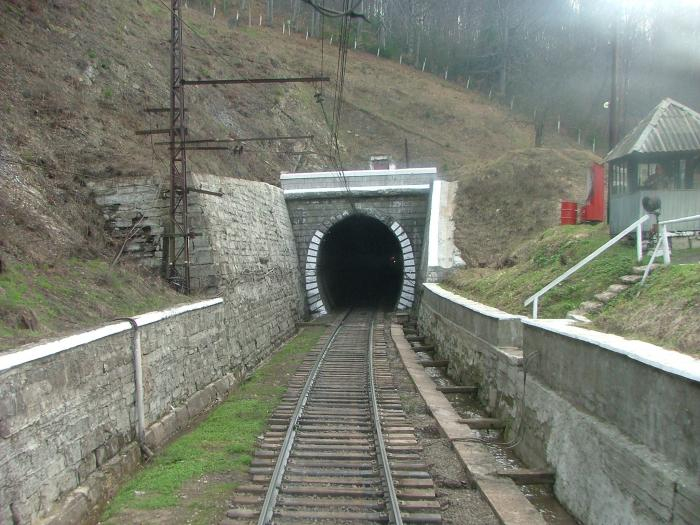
[424,283,523,321]
[283,184,431,197]
[0,298,224,372]
[280,167,437,179]
[523,317,700,383]
[426,283,700,383]
[280,167,438,192]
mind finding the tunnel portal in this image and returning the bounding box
[317,215,404,310]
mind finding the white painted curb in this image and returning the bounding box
[0,298,224,372]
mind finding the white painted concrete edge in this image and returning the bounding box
[424,283,523,321]
[427,180,441,267]
[0,298,224,372]
[280,167,437,179]
[283,184,431,196]
[523,318,700,383]
[425,282,700,383]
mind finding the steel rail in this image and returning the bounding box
[256,310,351,525]
[368,317,404,525]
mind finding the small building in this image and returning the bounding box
[605,98,700,234]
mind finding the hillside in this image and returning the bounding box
[0,0,593,348]
[444,224,700,356]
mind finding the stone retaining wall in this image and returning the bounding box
[1,177,305,524]
[418,283,700,525]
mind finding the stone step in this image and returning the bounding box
[607,283,629,293]
[620,274,642,284]
[632,263,659,275]
[594,291,618,303]
[578,301,604,313]
[566,312,591,323]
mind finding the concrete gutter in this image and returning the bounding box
[391,323,546,525]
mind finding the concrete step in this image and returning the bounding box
[458,418,504,429]
[495,469,555,485]
[620,274,642,284]
[437,385,478,394]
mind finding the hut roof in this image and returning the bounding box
[605,98,700,162]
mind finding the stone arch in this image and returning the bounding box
[304,210,416,316]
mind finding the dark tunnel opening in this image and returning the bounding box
[317,215,404,310]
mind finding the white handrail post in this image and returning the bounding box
[661,225,671,265]
[636,223,643,262]
[532,297,538,320]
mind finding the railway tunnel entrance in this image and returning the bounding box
[317,215,404,310]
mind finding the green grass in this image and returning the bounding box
[102,326,324,521]
[444,223,637,318]
[443,223,700,354]
[594,263,700,355]
[0,259,184,350]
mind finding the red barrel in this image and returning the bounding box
[560,201,578,225]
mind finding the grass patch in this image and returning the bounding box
[444,223,636,318]
[0,259,184,351]
[443,223,700,355]
[102,326,324,522]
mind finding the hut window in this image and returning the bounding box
[638,163,656,188]
[612,163,628,194]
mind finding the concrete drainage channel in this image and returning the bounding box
[392,314,578,525]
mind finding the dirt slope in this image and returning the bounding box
[0,0,558,264]
[452,148,600,267]
[0,0,596,345]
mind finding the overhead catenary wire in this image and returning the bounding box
[313,0,359,210]
[300,0,367,20]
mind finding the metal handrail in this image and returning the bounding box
[524,215,650,319]
[656,213,700,266]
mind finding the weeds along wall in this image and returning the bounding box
[0,177,305,525]
[417,283,700,525]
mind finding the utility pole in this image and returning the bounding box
[267,0,274,26]
[608,16,622,151]
[136,1,328,294]
[166,0,191,293]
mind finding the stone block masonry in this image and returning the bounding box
[1,176,305,524]
[286,193,429,315]
[418,283,700,525]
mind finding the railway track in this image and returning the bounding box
[224,309,442,524]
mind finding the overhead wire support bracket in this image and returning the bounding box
[153,134,314,146]
[182,76,329,86]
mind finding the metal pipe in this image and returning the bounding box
[117,317,154,459]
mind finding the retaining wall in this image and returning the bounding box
[1,176,305,524]
[418,283,700,525]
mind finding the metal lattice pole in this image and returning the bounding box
[166,0,191,294]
